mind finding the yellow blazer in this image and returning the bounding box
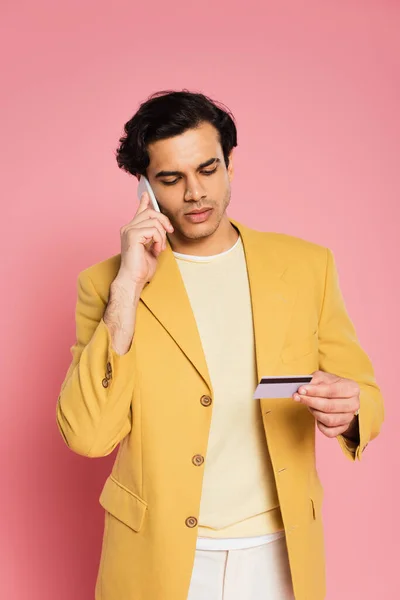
[56,218,384,600]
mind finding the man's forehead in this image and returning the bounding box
[148,124,221,169]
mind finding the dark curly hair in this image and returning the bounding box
[116,89,238,178]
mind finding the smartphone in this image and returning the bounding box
[137,176,161,212]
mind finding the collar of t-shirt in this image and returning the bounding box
[172,235,241,263]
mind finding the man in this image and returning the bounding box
[56,90,384,600]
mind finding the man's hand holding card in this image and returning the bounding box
[254,370,360,441]
[293,370,360,440]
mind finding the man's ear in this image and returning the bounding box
[227,150,234,180]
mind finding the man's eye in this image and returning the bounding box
[202,167,218,176]
[161,167,217,186]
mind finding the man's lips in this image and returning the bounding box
[185,208,212,215]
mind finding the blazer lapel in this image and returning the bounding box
[140,242,212,391]
[232,219,298,381]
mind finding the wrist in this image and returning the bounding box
[112,273,144,302]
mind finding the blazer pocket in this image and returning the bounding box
[281,330,318,363]
[99,475,148,532]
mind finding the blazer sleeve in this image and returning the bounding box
[56,270,136,458]
[317,248,384,462]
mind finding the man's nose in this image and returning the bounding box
[184,179,207,201]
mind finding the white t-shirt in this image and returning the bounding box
[173,235,284,551]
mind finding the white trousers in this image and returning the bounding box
[187,536,295,600]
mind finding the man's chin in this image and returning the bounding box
[179,220,220,241]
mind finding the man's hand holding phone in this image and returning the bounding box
[104,191,173,355]
[117,191,173,288]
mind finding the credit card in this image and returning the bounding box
[253,375,313,399]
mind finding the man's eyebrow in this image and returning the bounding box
[154,157,220,179]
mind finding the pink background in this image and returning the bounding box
[1,0,399,598]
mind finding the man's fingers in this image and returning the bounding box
[316,421,351,438]
[298,380,359,399]
[135,208,174,233]
[132,187,174,231]
[136,226,164,256]
[135,218,167,249]
[293,393,356,414]
[308,408,354,428]
[137,191,151,214]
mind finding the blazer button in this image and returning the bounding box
[192,454,204,466]
[102,378,109,388]
[200,395,212,407]
[106,362,112,374]
[185,516,198,528]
